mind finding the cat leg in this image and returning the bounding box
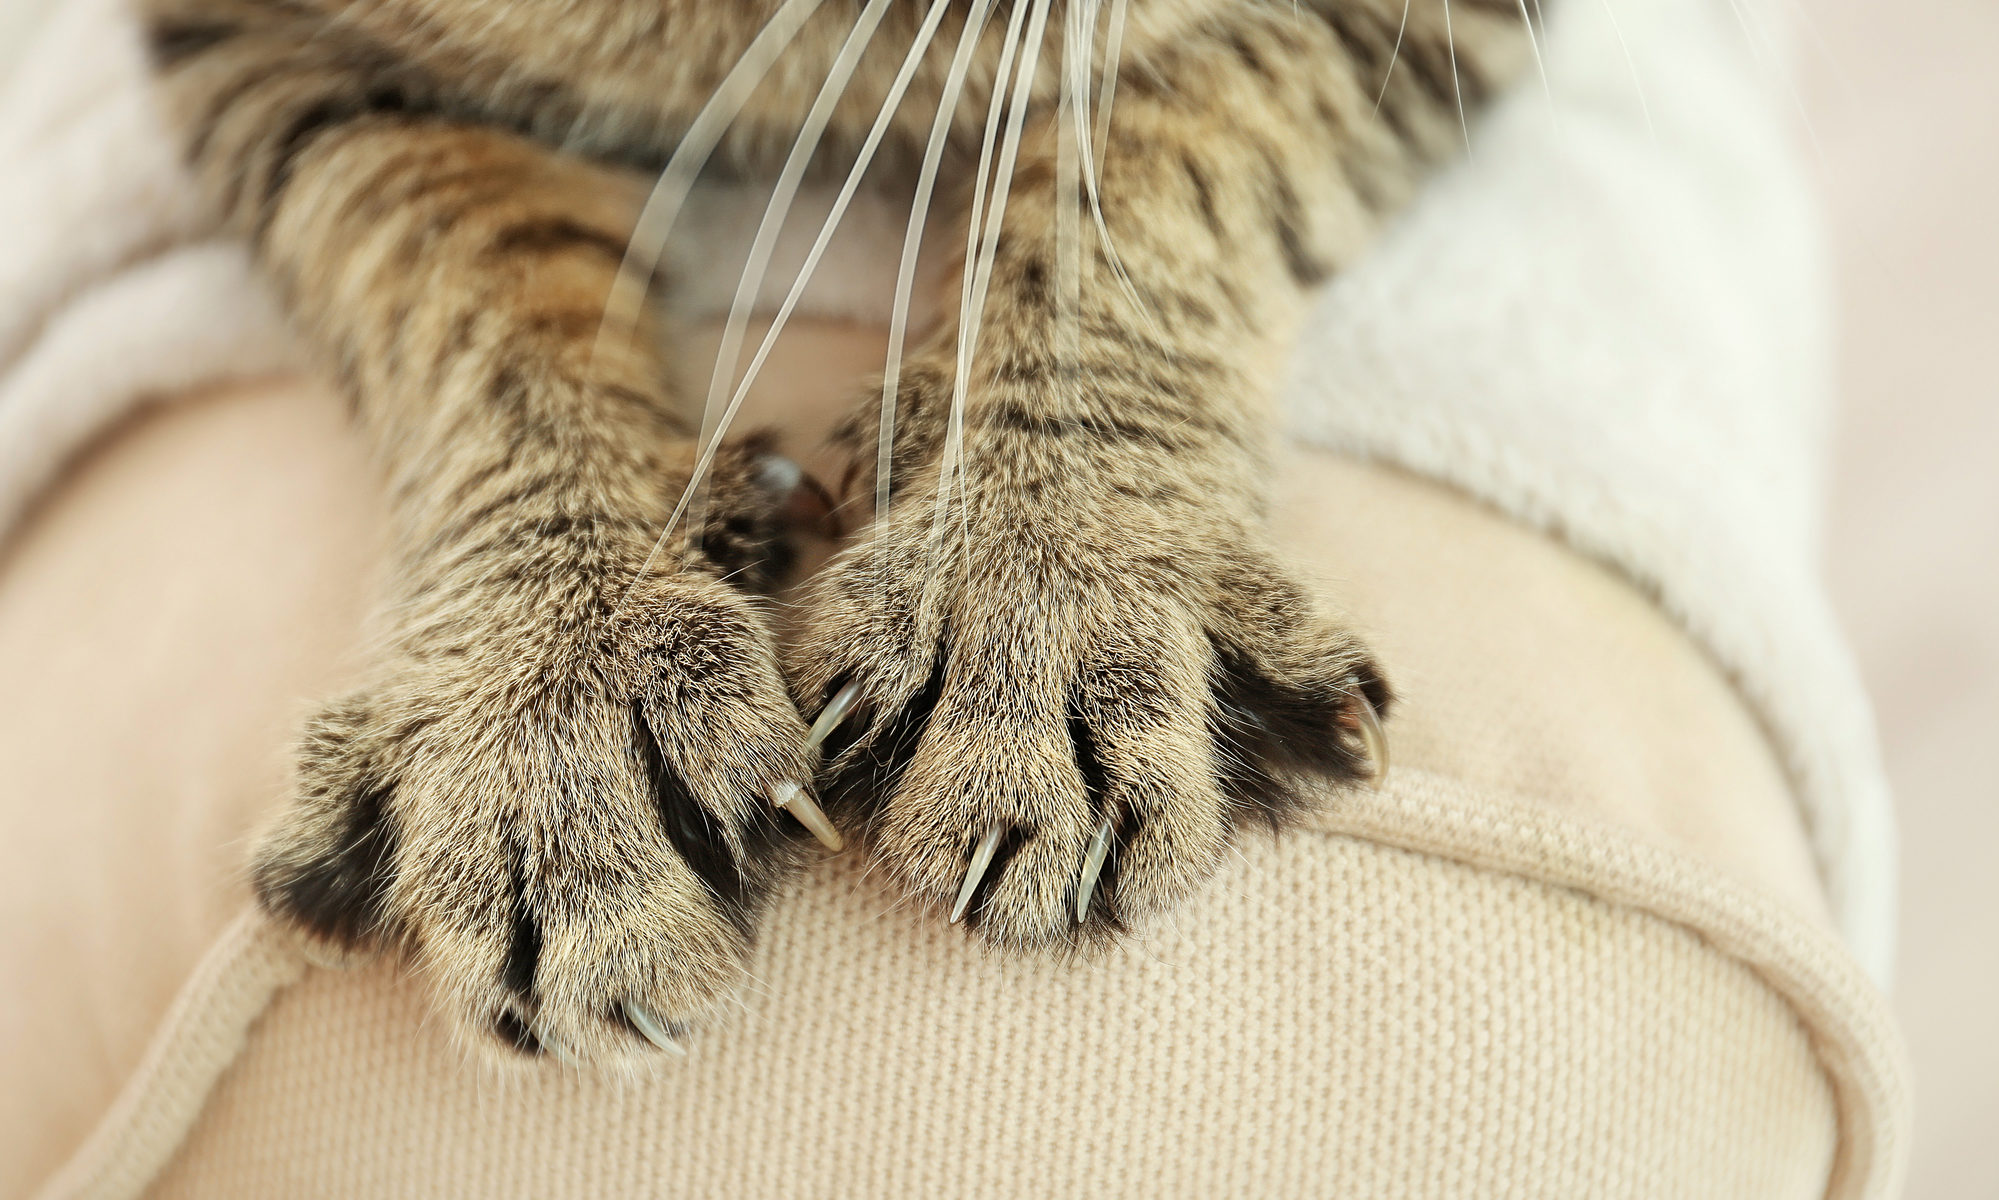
[143,0,833,1065]
[796,1,1526,945]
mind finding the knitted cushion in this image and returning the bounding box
[7,369,1907,1199]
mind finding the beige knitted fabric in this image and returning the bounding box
[135,809,1842,1199]
[11,368,1909,1198]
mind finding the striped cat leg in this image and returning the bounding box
[794,2,1527,946]
[143,0,833,1065]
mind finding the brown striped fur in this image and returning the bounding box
[140,0,1533,1067]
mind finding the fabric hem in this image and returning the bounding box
[36,769,1909,1200]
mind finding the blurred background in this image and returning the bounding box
[1,0,1992,1194]
[1801,2,1999,1195]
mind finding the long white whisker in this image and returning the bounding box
[1072,0,1154,332]
[951,0,1063,436]
[876,0,1003,528]
[1510,0,1574,200]
[1766,0,1857,103]
[927,0,1057,577]
[592,0,829,359]
[717,0,957,451]
[1068,0,1100,181]
[1442,0,1473,154]
[1372,0,1412,115]
[1594,0,1655,142]
[637,0,896,587]
[1715,0,1830,168]
[1513,0,1555,108]
[1058,0,1084,399]
[1092,0,1131,167]
[917,0,1042,579]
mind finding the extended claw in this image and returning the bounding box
[295,939,377,972]
[623,1002,689,1057]
[772,779,844,851]
[1356,696,1390,788]
[755,453,842,539]
[753,453,805,495]
[1075,820,1114,924]
[807,680,865,750]
[536,1025,581,1068]
[951,825,1006,925]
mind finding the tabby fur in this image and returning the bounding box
[140,0,1533,1066]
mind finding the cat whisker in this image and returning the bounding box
[1594,0,1656,143]
[1715,0,1832,170]
[661,0,898,565]
[1076,0,1155,334]
[600,0,839,622]
[925,0,1055,594]
[1443,0,1474,155]
[1513,0,1556,110]
[1371,0,1412,117]
[876,0,1003,551]
[595,0,830,359]
[1092,0,1131,166]
[1058,0,1086,388]
[713,0,958,498]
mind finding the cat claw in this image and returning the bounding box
[771,779,843,851]
[807,680,864,749]
[773,680,863,851]
[536,1025,581,1067]
[951,825,1006,924]
[1356,695,1389,788]
[1074,819,1115,924]
[623,1002,689,1056]
[753,452,841,539]
[294,938,377,972]
[752,453,804,496]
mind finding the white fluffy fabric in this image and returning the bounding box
[0,0,1894,979]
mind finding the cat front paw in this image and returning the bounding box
[253,561,831,1067]
[788,484,1389,950]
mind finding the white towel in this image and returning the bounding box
[0,0,1894,980]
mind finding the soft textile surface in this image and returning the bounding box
[145,834,1847,1199]
[0,0,1914,1193]
[6,376,1906,1197]
[0,0,1895,977]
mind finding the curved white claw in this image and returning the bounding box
[951,825,1006,924]
[1075,820,1115,924]
[536,1025,581,1068]
[623,1002,690,1057]
[807,681,865,749]
[772,779,844,851]
[295,938,375,972]
[1356,696,1390,789]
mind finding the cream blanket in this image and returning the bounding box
[0,0,1894,979]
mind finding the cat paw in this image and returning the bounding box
[788,488,1389,950]
[253,560,829,1067]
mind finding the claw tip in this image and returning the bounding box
[952,825,1006,925]
[806,681,865,751]
[1356,699,1390,789]
[772,780,844,851]
[624,1002,689,1057]
[1075,820,1115,925]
